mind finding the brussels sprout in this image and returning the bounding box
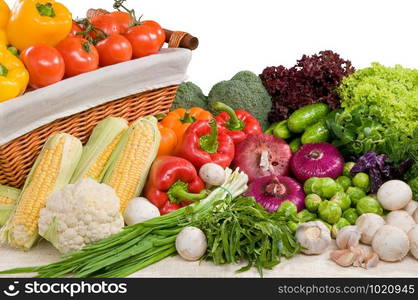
[330,192,351,211]
[352,172,370,192]
[343,162,356,177]
[296,209,317,222]
[312,177,338,199]
[304,177,319,194]
[342,208,359,225]
[305,194,322,213]
[318,200,342,224]
[287,221,299,233]
[336,176,352,191]
[356,196,383,215]
[278,201,297,216]
[346,187,366,206]
[331,217,351,238]
[335,183,345,193]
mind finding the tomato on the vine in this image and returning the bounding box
[68,21,83,38]
[20,45,65,89]
[142,20,165,46]
[109,11,133,34]
[90,14,121,38]
[124,21,164,59]
[56,37,99,77]
[95,34,132,67]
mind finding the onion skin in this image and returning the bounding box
[290,142,344,182]
[246,176,305,212]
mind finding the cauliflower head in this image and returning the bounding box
[38,178,124,254]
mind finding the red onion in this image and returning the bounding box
[290,142,344,182]
[246,175,305,212]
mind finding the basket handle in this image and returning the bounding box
[165,30,199,50]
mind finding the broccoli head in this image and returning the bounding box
[171,82,208,111]
[231,70,263,85]
[207,71,272,130]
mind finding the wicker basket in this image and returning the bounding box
[0,31,198,188]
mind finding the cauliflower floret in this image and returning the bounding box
[38,178,124,254]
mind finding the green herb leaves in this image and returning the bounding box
[195,196,301,277]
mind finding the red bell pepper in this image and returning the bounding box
[145,156,207,215]
[212,102,262,144]
[177,119,235,169]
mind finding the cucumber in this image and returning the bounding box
[287,103,330,133]
[301,120,330,144]
[264,122,279,134]
[273,120,292,139]
[289,138,302,153]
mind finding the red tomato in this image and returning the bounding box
[95,34,132,67]
[124,23,162,58]
[90,14,121,38]
[109,11,133,34]
[142,20,165,46]
[69,21,83,38]
[56,37,99,77]
[20,45,65,89]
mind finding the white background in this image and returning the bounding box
[5,0,418,93]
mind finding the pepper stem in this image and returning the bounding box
[199,119,219,154]
[181,111,195,124]
[167,181,208,204]
[0,64,8,77]
[212,102,245,131]
[36,3,56,17]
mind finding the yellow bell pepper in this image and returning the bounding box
[6,0,72,51]
[0,0,10,29]
[0,45,29,102]
[0,29,7,45]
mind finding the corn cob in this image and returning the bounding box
[1,133,82,250]
[70,117,128,183]
[100,116,160,212]
[0,185,21,226]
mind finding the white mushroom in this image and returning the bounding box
[296,221,331,255]
[372,225,410,262]
[176,226,207,261]
[404,200,418,216]
[377,180,412,211]
[123,197,160,226]
[199,163,226,186]
[336,226,361,249]
[385,210,415,233]
[408,225,418,260]
[356,213,385,245]
[413,209,418,224]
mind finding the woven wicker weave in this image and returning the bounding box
[0,31,194,188]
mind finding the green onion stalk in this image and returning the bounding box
[0,168,249,278]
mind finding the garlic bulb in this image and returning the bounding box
[336,226,361,249]
[372,225,410,262]
[363,252,380,269]
[296,221,331,255]
[356,213,385,245]
[385,210,415,233]
[330,249,354,267]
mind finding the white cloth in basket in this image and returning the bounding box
[0,48,191,146]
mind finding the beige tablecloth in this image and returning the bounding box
[0,241,417,278]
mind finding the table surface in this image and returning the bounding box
[0,241,417,278]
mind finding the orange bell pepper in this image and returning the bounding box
[157,123,177,157]
[6,0,72,51]
[159,107,212,155]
